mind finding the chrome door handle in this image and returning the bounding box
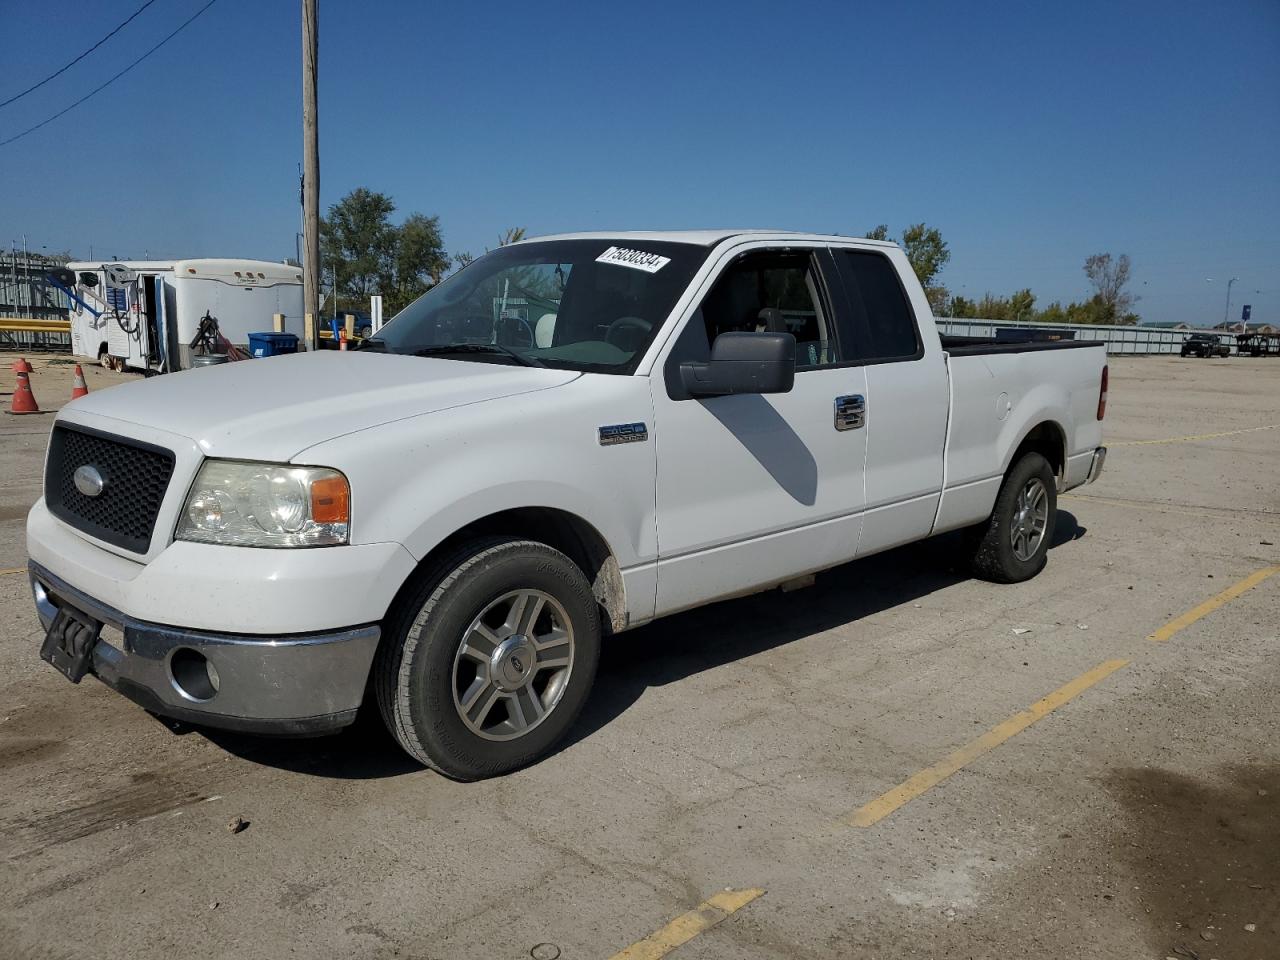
[834,394,865,431]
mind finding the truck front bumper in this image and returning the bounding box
[30,561,379,736]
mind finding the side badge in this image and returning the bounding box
[599,423,648,446]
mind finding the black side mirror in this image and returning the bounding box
[680,331,796,398]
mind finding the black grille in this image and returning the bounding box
[45,424,176,554]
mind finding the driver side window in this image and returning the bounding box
[695,250,840,369]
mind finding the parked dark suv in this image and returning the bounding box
[1181,333,1230,357]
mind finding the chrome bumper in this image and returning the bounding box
[1086,446,1107,484]
[30,561,379,736]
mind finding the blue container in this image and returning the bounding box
[247,332,300,358]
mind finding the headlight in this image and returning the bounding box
[176,461,349,547]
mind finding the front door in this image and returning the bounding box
[652,244,868,616]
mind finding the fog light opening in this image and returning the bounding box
[170,648,219,702]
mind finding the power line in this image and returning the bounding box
[0,0,163,110]
[0,0,219,149]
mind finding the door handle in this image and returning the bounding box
[834,394,865,431]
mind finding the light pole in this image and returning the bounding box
[1223,276,1240,329]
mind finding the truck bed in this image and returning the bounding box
[933,339,1107,535]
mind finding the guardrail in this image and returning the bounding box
[0,316,71,353]
[935,317,1198,355]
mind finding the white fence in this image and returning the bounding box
[936,317,1197,355]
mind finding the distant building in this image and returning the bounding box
[1212,320,1278,334]
[1140,321,1192,330]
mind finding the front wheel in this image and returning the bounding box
[963,452,1057,583]
[373,538,601,780]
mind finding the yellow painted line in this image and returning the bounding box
[0,566,27,577]
[1109,423,1280,447]
[1148,564,1280,643]
[844,659,1130,828]
[607,888,765,960]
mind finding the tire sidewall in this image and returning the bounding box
[992,453,1057,579]
[399,544,600,779]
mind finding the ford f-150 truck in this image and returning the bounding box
[28,230,1108,780]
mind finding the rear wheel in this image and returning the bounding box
[374,538,601,780]
[964,452,1057,583]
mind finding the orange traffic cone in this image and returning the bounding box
[12,357,32,374]
[8,370,40,414]
[338,329,348,351]
[70,364,89,400]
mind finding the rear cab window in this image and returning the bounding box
[828,249,922,363]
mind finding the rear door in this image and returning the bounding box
[826,247,949,557]
[651,243,868,616]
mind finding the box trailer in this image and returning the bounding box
[65,258,304,372]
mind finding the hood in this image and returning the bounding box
[64,351,579,460]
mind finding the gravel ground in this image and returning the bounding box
[1,353,1277,960]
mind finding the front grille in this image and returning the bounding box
[45,424,176,554]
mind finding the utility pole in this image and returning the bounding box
[302,0,320,350]
[1222,276,1239,329]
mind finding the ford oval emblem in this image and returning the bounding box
[73,465,105,498]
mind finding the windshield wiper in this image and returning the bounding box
[412,343,545,367]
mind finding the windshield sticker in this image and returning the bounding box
[595,246,671,274]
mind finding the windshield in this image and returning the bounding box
[366,239,709,373]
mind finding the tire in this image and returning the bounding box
[373,537,601,780]
[964,452,1057,584]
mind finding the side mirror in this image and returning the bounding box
[680,331,796,398]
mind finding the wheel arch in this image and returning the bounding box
[1006,419,1067,483]
[387,506,628,635]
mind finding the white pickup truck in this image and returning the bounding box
[28,230,1107,779]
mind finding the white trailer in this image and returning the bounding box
[65,258,304,372]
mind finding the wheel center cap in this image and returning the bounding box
[491,635,535,691]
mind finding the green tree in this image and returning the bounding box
[1009,289,1034,321]
[1037,301,1068,325]
[393,213,449,302]
[498,226,527,246]
[900,222,950,289]
[1036,296,1125,327]
[322,187,450,313]
[1083,252,1138,323]
[321,188,396,302]
[864,222,951,311]
[945,294,978,318]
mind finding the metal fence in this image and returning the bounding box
[935,317,1198,355]
[0,310,1227,359]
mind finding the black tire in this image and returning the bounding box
[373,537,601,780]
[964,452,1057,584]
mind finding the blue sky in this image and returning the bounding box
[1,0,1276,325]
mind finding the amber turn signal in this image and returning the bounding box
[310,475,350,524]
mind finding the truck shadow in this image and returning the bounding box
[201,511,1085,779]
[567,509,1085,752]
